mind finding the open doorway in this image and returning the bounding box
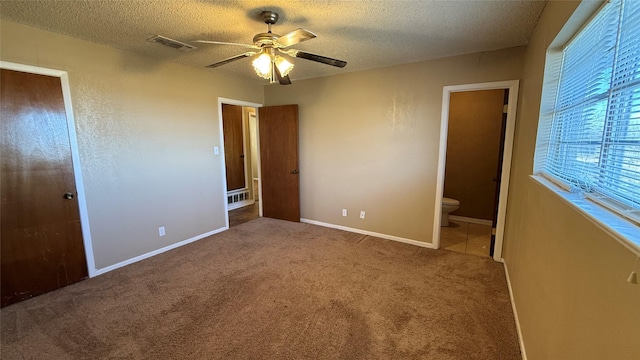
[432,81,520,261]
[218,98,262,228]
[219,99,301,228]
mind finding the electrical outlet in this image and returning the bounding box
[342,209,348,217]
[159,226,165,237]
[360,211,366,219]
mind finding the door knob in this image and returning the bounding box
[291,169,299,174]
[63,192,75,200]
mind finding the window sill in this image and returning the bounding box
[530,175,640,256]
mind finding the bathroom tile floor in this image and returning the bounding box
[440,220,492,257]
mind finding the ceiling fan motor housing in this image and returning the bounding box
[253,32,280,47]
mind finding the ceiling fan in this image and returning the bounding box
[193,11,347,85]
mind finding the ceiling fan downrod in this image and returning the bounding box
[263,11,279,34]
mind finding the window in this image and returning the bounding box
[535,0,640,230]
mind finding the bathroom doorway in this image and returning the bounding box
[433,81,520,261]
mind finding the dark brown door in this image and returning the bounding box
[258,105,300,222]
[1,69,88,307]
[222,104,246,191]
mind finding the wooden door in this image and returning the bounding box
[258,105,300,222]
[1,69,88,307]
[222,104,246,191]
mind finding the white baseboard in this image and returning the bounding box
[502,259,528,360]
[300,218,436,249]
[449,215,493,226]
[93,227,227,276]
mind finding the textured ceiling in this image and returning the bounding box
[0,0,547,84]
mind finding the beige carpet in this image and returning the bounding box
[1,218,520,359]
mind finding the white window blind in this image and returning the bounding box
[541,0,640,224]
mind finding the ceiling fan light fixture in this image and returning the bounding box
[274,55,294,77]
[200,11,346,85]
[252,52,272,79]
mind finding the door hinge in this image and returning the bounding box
[503,104,509,114]
[491,227,497,236]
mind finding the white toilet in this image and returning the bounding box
[441,197,460,227]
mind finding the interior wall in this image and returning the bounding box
[502,1,640,359]
[0,20,264,270]
[264,48,524,244]
[444,89,504,221]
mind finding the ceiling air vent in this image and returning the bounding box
[147,35,197,52]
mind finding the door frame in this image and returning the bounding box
[217,97,263,228]
[433,80,520,261]
[0,61,97,277]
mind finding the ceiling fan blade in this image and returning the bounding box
[193,40,259,49]
[274,65,292,85]
[276,28,317,48]
[206,52,256,68]
[293,51,347,68]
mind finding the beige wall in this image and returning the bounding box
[444,89,504,220]
[264,48,524,243]
[503,1,640,359]
[0,20,264,270]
